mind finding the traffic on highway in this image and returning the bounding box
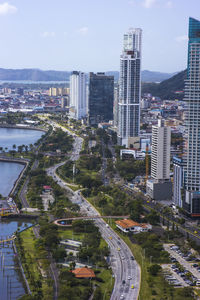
[46,121,141,300]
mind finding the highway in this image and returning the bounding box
[46,121,141,300]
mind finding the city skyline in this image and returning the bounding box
[0,0,200,72]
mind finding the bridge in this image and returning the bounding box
[0,236,15,244]
[54,215,129,226]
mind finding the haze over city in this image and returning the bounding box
[0,0,200,72]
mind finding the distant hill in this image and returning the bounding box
[141,70,177,83]
[0,68,71,81]
[142,69,187,100]
[0,68,176,83]
[106,70,176,82]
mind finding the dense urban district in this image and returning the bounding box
[1,16,200,300]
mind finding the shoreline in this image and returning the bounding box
[0,157,29,197]
[0,124,47,132]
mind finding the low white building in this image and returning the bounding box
[115,219,152,233]
[120,149,145,160]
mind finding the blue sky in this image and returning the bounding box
[0,0,199,72]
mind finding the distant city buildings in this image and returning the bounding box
[69,71,87,120]
[181,17,200,216]
[117,28,142,148]
[147,119,172,200]
[88,72,114,125]
[49,87,69,97]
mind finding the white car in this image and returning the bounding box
[128,276,132,280]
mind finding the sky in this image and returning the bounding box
[0,0,200,73]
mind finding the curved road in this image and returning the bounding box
[46,121,141,300]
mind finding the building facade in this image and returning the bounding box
[183,18,200,216]
[146,119,172,200]
[173,156,185,208]
[69,71,87,120]
[113,84,119,127]
[88,72,114,125]
[151,119,171,181]
[117,28,142,147]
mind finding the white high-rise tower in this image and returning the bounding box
[117,28,142,147]
[70,71,87,120]
[146,119,172,201]
[151,119,171,181]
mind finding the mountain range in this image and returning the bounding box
[142,69,187,100]
[0,68,176,83]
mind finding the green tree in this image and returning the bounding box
[148,264,161,276]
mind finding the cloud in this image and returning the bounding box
[77,27,89,36]
[166,1,173,8]
[41,31,56,38]
[142,0,156,8]
[175,35,188,42]
[0,2,17,15]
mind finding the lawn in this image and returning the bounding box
[58,227,114,299]
[66,183,81,192]
[96,268,114,300]
[58,228,85,241]
[19,228,53,300]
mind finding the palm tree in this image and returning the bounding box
[12,144,16,150]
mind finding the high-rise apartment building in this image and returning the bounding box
[151,119,171,181]
[88,72,114,125]
[113,85,119,127]
[69,71,87,120]
[182,18,200,216]
[117,28,142,148]
[146,119,172,200]
[173,157,185,208]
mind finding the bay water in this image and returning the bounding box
[0,127,43,299]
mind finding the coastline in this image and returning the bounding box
[0,157,29,197]
[0,126,45,299]
[0,124,47,132]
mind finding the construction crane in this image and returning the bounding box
[145,143,149,184]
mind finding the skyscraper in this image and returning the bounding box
[146,119,172,200]
[117,28,142,148]
[183,17,200,216]
[88,72,114,125]
[69,71,87,120]
[151,119,171,181]
[113,84,119,127]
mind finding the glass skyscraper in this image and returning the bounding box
[88,72,114,125]
[117,28,142,147]
[183,18,200,216]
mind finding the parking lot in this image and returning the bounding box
[162,264,187,287]
[163,244,200,287]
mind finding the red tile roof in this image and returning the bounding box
[72,267,95,278]
[115,219,140,229]
[43,185,52,190]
